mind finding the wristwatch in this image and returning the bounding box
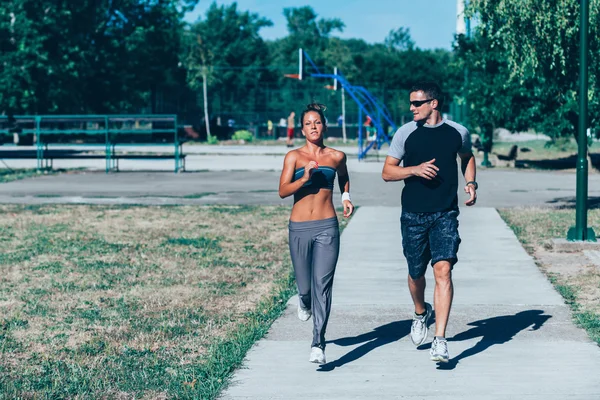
[466,181,478,190]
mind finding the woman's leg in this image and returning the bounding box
[310,224,340,349]
[289,228,313,311]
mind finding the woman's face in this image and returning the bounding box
[302,111,325,142]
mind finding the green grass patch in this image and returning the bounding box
[574,312,600,344]
[0,168,70,183]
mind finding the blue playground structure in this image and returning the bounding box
[300,49,397,160]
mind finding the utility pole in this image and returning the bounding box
[568,0,596,241]
[458,0,491,166]
[334,66,347,143]
[202,66,211,140]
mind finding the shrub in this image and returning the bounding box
[232,130,254,142]
[207,135,219,145]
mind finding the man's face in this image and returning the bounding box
[409,91,436,122]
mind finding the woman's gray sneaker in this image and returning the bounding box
[410,302,433,346]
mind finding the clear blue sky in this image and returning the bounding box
[185,0,459,50]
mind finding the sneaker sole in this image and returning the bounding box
[309,358,326,364]
[430,354,449,363]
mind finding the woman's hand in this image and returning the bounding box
[343,200,354,218]
[302,161,319,181]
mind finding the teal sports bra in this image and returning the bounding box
[293,166,336,191]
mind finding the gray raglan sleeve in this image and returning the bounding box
[446,120,472,154]
[459,128,472,154]
[387,123,417,161]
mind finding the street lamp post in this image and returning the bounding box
[459,0,492,167]
[568,0,596,241]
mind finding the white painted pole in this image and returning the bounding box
[299,48,303,81]
[333,67,338,91]
[341,87,347,143]
[202,68,211,140]
[456,0,466,35]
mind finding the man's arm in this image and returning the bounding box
[459,151,477,206]
[382,156,439,182]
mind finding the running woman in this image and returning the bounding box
[279,102,354,364]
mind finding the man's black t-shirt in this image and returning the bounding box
[388,119,471,213]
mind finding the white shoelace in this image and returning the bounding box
[433,339,448,354]
[412,317,426,334]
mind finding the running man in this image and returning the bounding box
[382,82,477,363]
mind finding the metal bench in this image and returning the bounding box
[0,114,185,173]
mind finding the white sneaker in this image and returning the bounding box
[309,347,326,364]
[297,304,312,321]
[430,337,450,363]
[410,302,433,346]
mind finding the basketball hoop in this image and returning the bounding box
[284,74,301,79]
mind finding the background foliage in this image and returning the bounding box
[1,0,599,141]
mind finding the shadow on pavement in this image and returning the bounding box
[432,309,552,370]
[516,153,600,171]
[546,196,600,210]
[318,319,414,372]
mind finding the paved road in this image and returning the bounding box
[0,167,598,208]
[219,206,600,399]
[1,143,598,208]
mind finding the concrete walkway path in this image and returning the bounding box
[221,206,600,400]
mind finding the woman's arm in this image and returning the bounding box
[278,152,317,199]
[336,152,354,217]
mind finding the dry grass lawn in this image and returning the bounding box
[0,204,303,398]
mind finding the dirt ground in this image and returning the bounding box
[535,244,600,316]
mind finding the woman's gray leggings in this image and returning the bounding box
[288,216,340,349]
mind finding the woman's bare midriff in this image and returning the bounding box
[290,189,336,222]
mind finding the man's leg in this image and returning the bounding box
[408,275,426,315]
[432,260,453,337]
[428,209,460,362]
[401,211,433,346]
[402,211,431,315]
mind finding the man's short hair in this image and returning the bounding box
[410,82,444,110]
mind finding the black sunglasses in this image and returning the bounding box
[410,99,434,107]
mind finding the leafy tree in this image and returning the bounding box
[185,2,272,119]
[0,0,195,115]
[464,0,600,140]
[384,27,415,51]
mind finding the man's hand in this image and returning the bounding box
[464,183,477,206]
[412,158,438,180]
